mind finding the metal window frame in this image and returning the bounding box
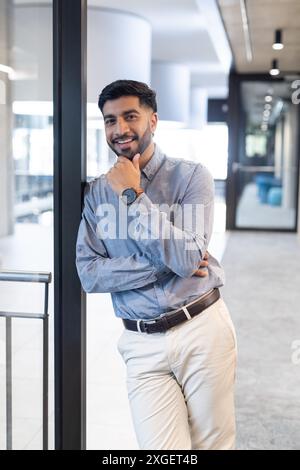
[53,0,87,450]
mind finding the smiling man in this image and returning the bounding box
[102,92,157,198]
[76,79,237,450]
[104,95,155,160]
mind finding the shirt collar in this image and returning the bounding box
[141,145,165,181]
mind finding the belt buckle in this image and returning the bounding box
[144,316,169,334]
[153,316,169,333]
[136,318,162,333]
[140,318,156,334]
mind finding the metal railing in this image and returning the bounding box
[0,270,52,450]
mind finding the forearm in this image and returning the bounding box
[128,193,213,279]
[76,249,166,293]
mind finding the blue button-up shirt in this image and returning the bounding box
[76,145,224,320]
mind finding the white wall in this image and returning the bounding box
[151,62,190,123]
[87,8,151,102]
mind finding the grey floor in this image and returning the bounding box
[221,231,300,450]
[236,183,295,229]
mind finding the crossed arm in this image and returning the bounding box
[76,164,213,294]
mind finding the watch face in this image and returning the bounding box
[122,188,136,205]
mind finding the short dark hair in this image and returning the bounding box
[98,79,157,113]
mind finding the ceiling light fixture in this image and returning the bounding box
[265,95,273,102]
[270,59,280,76]
[239,0,253,62]
[272,29,284,50]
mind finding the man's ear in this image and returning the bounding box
[150,112,158,133]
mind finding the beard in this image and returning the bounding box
[107,124,153,160]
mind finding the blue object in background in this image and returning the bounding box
[268,187,282,206]
[255,174,282,204]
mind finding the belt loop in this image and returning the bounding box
[137,319,142,333]
[182,306,192,320]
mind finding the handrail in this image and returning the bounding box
[0,269,51,450]
[0,270,51,284]
[0,311,46,320]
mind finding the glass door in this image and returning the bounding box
[232,78,299,230]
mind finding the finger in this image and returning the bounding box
[199,260,209,268]
[203,251,209,260]
[132,153,141,170]
[116,157,127,164]
[193,269,208,277]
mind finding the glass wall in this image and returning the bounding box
[84,3,229,449]
[85,6,137,450]
[85,119,228,448]
[0,0,53,449]
[235,79,299,229]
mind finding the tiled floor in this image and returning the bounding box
[0,202,227,450]
[236,183,295,229]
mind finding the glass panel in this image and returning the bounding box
[86,84,228,451]
[0,0,53,449]
[154,123,228,239]
[86,6,134,450]
[236,79,299,229]
[85,4,228,450]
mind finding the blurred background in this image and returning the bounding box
[0,0,300,450]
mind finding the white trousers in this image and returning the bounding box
[117,297,237,450]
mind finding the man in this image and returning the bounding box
[76,79,237,450]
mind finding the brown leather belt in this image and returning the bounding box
[122,288,220,334]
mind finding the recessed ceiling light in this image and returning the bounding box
[272,29,284,50]
[270,59,280,76]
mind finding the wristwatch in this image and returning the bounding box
[121,187,144,206]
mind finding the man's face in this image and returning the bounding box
[102,96,158,160]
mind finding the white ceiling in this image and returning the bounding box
[13,0,232,97]
[89,0,232,97]
[218,0,300,73]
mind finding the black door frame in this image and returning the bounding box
[53,0,87,449]
[226,71,300,232]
